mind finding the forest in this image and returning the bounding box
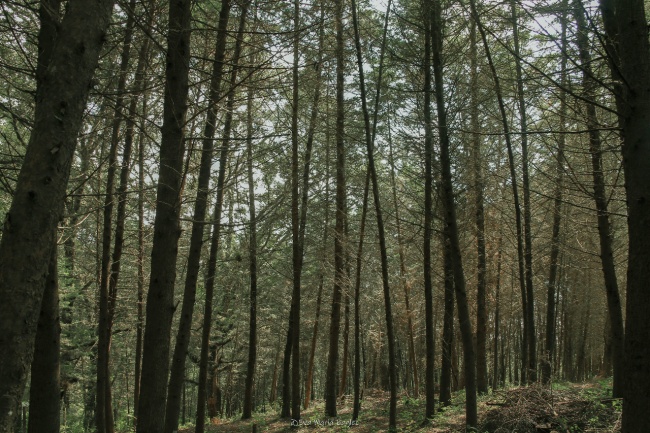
[0,0,648,432]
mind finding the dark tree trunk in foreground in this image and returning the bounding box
[28,2,62,430]
[0,1,115,429]
[430,0,477,427]
[136,0,192,430]
[543,0,568,386]
[28,247,61,433]
[573,0,624,398]
[325,0,347,417]
[164,1,232,430]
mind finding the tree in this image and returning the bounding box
[429,0,478,427]
[0,1,116,429]
[164,1,232,429]
[136,0,192,430]
[600,0,650,429]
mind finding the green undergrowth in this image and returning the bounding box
[178,379,620,433]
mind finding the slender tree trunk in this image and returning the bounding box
[302,5,326,410]
[289,0,302,421]
[352,172,370,421]
[325,0,348,417]
[97,3,137,430]
[430,0,477,427]
[136,0,192,430]
[573,0,624,397]
[195,3,250,429]
[469,18,488,395]
[0,1,115,428]
[543,0,568,386]
[164,2,233,430]
[510,0,537,383]
[339,293,351,399]
[439,232,454,406]
[468,0,529,383]
[242,84,259,419]
[350,0,397,426]
[28,247,60,433]
[422,0,436,417]
[492,234,503,391]
[134,97,147,427]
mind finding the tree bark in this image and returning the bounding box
[195,2,250,429]
[422,0,436,417]
[573,0,624,398]
[468,0,529,384]
[350,0,397,425]
[325,0,347,417]
[242,83,258,420]
[600,0,650,429]
[0,1,115,428]
[290,0,302,421]
[439,232,454,407]
[510,0,537,383]
[136,0,192,430]
[542,0,568,386]
[28,247,60,433]
[470,17,488,395]
[430,0,477,427]
[164,1,233,430]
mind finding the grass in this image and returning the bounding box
[178,379,621,433]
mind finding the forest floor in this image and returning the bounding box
[178,379,621,433]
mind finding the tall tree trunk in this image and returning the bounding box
[468,0,529,383]
[97,3,137,431]
[302,4,326,410]
[0,1,115,428]
[325,0,347,417]
[429,0,477,427]
[469,18,488,395]
[542,0,568,386]
[195,2,250,428]
[136,0,192,430]
[27,2,62,430]
[510,0,537,383]
[164,1,233,430]
[573,0,624,398]
[242,83,259,419]
[350,0,397,426]
[422,0,436,417]
[289,0,302,420]
[28,247,60,433]
[600,0,650,428]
